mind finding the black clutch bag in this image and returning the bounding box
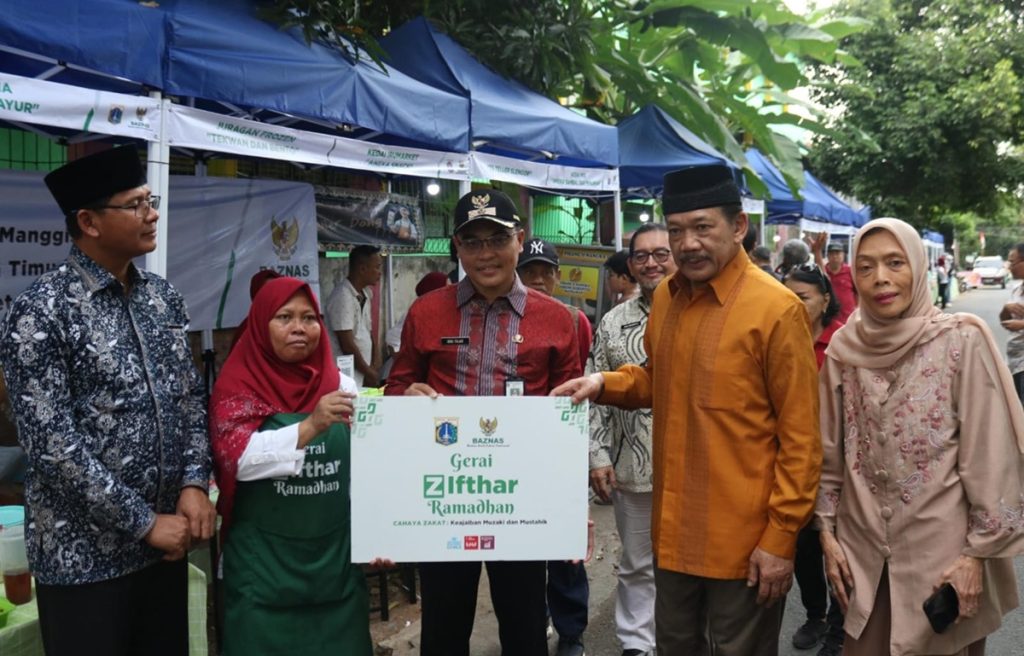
[922,583,959,634]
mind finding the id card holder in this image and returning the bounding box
[504,377,525,397]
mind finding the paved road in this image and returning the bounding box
[378,286,1024,656]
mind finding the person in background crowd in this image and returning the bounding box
[517,237,593,656]
[750,246,778,279]
[211,277,374,656]
[1000,242,1024,403]
[0,146,214,656]
[781,263,846,655]
[387,188,581,656]
[777,238,811,277]
[604,250,640,307]
[325,245,382,387]
[936,255,950,309]
[806,233,857,324]
[818,219,1024,655]
[589,222,676,656]
[743,226,758,254]
[518,238,593,381]
[555,165,821,656]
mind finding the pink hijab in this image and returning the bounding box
[828,217,1024,451]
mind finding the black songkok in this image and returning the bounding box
[44,146,146,215]
[662,164,741,215]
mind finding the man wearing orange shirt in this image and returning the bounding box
[554,165,821,656]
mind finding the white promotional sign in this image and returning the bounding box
[0,170,72,317]
[350,396,589,562]
[0,172,319,329]
[469,152,619,192]
[742,197,766,215]
[0,73,160,141]
[166,104,471,181]
[799,217,855,236]
[167,177,319,331]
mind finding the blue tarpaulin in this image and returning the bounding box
[380,17,618,168]
[0,0,470,152]
[617,105,738,193]
[746,149,858,227]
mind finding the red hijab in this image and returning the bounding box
[210,277,340,533]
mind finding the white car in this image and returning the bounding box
[971,256,1010,288]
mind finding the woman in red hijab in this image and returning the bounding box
[210,277,371,656]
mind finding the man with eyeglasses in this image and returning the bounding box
[554,165,820,656]
[387,188,582,656]
[588,222,676,656]
[0,146,214,656]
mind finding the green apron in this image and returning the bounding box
[223,414,372,656]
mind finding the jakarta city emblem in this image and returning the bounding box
[435,417,459,446]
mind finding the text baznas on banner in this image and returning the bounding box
[315,186,426,253]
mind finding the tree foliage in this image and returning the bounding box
[807,0,1024,237]
[259,0,866,193]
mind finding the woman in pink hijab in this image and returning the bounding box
[817,218,1024,655]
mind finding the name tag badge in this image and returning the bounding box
[504,378,525,397]
[621,321,643,331]
[441,336,470,346]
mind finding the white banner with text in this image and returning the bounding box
[166,104,471,181]
[350,396,589,562]
[0,73,160,141]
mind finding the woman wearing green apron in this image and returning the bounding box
[211,277,373,656]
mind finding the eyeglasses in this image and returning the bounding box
[457,231,515,253]
[630,249,672,265]
[92,196,161,219]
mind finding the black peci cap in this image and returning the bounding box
[44,146,146,215]
[662,164,741,215]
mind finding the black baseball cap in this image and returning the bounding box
[827,242,846,252]
[453,188,521,234]
[518,238,559,268]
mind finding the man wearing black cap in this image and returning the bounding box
[554,165,821,655]
[0,146,214,656]
[387,188,582,656]
[517,238,592,656]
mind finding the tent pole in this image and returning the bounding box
[145,92,170,277]
[613,190,623,249]
[384,179,395,333]
[527,194,534,238]
[457,180,471,281]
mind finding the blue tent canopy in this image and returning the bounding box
[746,149,856,227]
[380,17,618,168]
[0,0,470,152]
[617,104,738,193]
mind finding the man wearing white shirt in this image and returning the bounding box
[325,245,382,387]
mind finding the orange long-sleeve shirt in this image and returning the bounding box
[600,248,821,579]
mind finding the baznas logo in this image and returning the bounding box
[270,217,299,261]
[435,418,458,446]
[479,417,498,437]
[107,105,124,125]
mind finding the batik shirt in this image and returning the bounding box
[587,294,653,493]
[0,246,210,585]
